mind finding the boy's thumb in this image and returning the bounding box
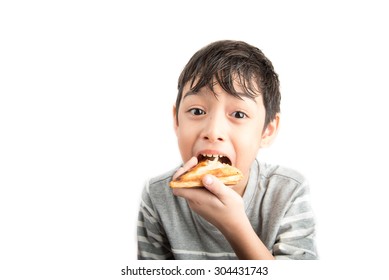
[202,174,226,199]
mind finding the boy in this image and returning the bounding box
[137,40,317,260]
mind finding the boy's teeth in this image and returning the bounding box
[202,153,224,159]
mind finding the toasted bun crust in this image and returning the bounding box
[169,160,243,188]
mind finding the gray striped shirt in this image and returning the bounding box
[137,159,317,260]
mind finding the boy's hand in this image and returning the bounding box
[172,161,247,233]
[172,157,274,260]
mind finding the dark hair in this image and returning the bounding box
[176,40,281,128]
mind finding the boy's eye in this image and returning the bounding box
[189,108,206,115]
[232,111,247,119]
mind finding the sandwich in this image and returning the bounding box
[169,155,243,188]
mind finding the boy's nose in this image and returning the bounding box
[201,116,226,143]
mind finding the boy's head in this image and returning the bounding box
[173,40,281,192]
[175,40,280,129]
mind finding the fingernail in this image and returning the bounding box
[203,175,213,185]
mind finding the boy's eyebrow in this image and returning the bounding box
[183,90,199,99]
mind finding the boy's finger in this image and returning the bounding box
[202,174,228,201]
[172,156,198,180]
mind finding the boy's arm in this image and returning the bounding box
[172,159,317,260]
[173,174,274,260]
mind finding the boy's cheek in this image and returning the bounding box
[177,140,194,163]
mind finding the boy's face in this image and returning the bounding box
[173,81,279,193]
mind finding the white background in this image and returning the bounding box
[1,0,388,279]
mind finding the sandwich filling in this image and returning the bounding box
[197,154,232,166]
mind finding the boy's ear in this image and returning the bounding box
[260,113,280,148]
[173,105,178,134]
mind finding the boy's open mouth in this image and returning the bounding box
[197,154,232,166]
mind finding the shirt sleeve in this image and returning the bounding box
[272,180,318,260]
[137,181,174,260]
